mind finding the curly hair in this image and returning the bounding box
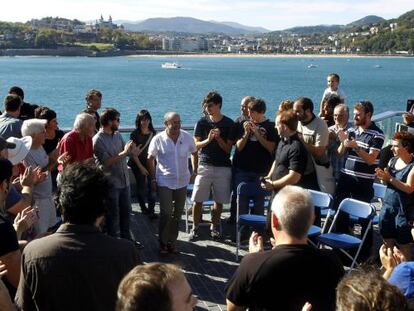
[393,131,414,154]
[336,268,409,311]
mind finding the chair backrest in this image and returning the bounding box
[237,181,270,197]
[308,189,333,209]
[373,183,387,200]
[338,198,375,219]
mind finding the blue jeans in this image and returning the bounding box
[107,186,132,239]
[230,168,265,218]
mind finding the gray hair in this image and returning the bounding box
[271,185,314,239]
[163,112,179,123]
[334,104,349,115]
[21,119,47,137]
[73,113,95,131]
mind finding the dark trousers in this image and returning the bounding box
[131,165,155,213]
[107,186,132,239]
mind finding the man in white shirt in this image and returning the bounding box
[148,112,197,254]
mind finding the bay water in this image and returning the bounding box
[0,56,413,128]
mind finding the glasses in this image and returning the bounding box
[204,103,215,108]
[115,118,120,122]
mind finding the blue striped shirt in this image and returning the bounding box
[341,122,384,180]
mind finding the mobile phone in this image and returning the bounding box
[406,99,414,113]
[260,177,267,183]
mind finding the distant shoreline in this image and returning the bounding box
[0,49,412,58]
[129,53,413,59]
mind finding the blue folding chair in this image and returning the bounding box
[316,198,376,270]
[308,189,334,234]
[236,182,271,261]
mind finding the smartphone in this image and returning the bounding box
[260,177,267,184]
[406,99,414,113]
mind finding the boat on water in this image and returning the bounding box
[161,62,182,69]
[307,64,318,68]
[374,64,382,68]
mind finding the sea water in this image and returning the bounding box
[0,56,412,128]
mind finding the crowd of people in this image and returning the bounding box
[0,73,414,310]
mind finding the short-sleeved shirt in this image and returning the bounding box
[232,119,279,175]
[194,115,235,167]
[297,115,329,174]
[23,147,52,199]
[5,185,22,219]
[322,87,346,102]
[0,113,23,138]
[272,133,307,184]
[43,129,64,155]
[226,244,344,311]
[342,122,385,181]
[58,129,93,166]
[148,129,197,189]
[93,130,129,189]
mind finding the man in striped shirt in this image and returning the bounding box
[334,101,384,256]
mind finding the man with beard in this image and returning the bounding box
[93,108,142,247]
[334,101,384,257]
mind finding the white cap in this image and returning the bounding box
[6,136,33,165]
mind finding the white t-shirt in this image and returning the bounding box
[322,87,346,102]
[148,129,197,190]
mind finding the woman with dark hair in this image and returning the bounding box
[34,106,64,155]
[35,106,64,191]
[128,110,157,218]
[376,131,414,260]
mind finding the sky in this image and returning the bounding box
[1,0,413,30]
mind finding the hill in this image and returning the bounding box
[346,15,385,27]
[121,17,252,34]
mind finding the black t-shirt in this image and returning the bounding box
[194,115,235,167]
[128,129,155,168]
[43,129,64,154]
[232,119,279,175]
[0,214,20,298]
[226,244,344,311]
[273,133,307,184]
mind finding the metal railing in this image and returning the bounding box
[62,111,406,145]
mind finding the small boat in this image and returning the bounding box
[161,62,182,69]
[307,64,318,68]
[374,64,382,68]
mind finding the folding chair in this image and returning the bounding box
[308,189,334,233]
[235,182,271,261]
[316,198,375,270]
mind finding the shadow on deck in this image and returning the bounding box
[129,202,246,311]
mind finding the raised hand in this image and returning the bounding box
[249,231,264,253]
[20,166,35,187]
[57,152,71,168]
